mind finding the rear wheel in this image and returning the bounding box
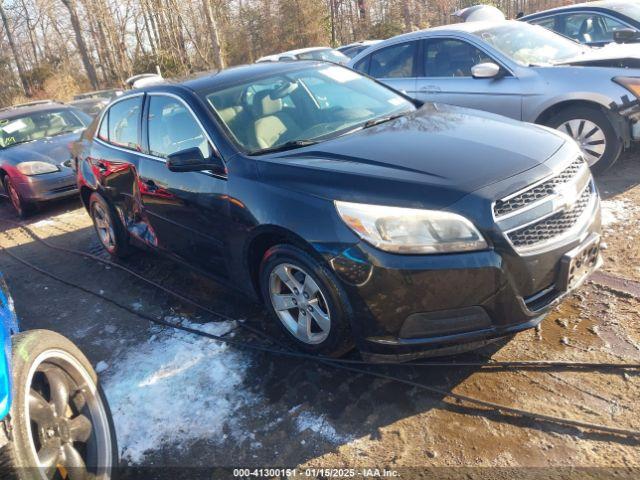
[546,106,622,174]
[259,244,354,357]
[3,176,35,218]
[89,192,132,258]
[0,330,117,480]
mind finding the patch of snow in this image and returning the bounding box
[131,301,143,311]
[95,361,109,374]
[295,411,352,444]
[601,198,632,227]
[102,319,257,463]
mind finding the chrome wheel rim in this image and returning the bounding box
[91,203,116,252]
[25,349,113,479]
[269,263,331,344]
[559,119,606,167]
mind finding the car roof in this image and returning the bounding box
[178,60,330,93]
[521,0,634,18]
[0,102,72,120]
[370,19,512,44]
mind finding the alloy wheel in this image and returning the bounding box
[91,202,116,252]
[269,263,331,344]
[26,350,113,479]
[558,119,606,167]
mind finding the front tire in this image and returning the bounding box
[0,330,117,480]
[259,244,354,357]
[3,176,35,219]
[89,192,132,258]
[546,106,622,174]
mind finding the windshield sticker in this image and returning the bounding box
[319,66,360,83]
[1,119,26,134]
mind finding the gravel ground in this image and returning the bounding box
[0,151,638,479]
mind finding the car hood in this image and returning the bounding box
[555,42,640,68]
[0,131,81,166]
[255,103,566,209]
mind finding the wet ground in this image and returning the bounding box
[0,152,639,478]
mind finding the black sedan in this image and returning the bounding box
[74,61,601,360]
[0,101,91,217]
[521,0,640,47]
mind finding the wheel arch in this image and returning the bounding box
[245,225,328,301]
[534,99,612,126]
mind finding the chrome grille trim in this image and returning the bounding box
[493,158,586,219]
[492,156,597,255]
[506,182,594,251]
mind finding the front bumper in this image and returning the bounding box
[12,170,78,202]
[329,196,601,360]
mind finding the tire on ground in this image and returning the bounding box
[259,244,354,357]
[0,329,118,479]
[89,191,133,258]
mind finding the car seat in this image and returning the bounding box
[252,90,300,149]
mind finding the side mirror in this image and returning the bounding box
[613,28,638,44]
[471,62,501,79]
[166,147,225,175]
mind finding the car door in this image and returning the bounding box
[415,37,523,120]
[353,40,418,97]
[90,94,144,227]
[137,92,230,278]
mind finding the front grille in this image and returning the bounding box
[493,158,585,217]
[507,184,593,248]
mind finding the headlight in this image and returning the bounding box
[613,76,640,98]
[335,200,488,254]
[16,161,59,176]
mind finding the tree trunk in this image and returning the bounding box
[61,0,99,89]
[0,1,31,96]
[202,0,225,69]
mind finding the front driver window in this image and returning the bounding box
[147,96,212,159]
[424,39,493,77]
[560,13,628,43]
[368,42,416,78]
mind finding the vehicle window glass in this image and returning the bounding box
[205,65,415,154]
[424,39,493,77]
[474,23,587,66]
[559,13,627,43]
[353,57,368,73]
[98,112,109,141]
[148,96,212,159]
[108,97,142,150]
[529,17,557,31]
[368,42,416,78]
[0,109,85,149]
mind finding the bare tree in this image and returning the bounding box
[61,0,99,88]
[0,1,31,96]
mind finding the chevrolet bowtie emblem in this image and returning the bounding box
[553,182,580,211]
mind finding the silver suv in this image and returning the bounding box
[349,20,640,172]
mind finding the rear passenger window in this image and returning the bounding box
[108,97,142,151]
[368,42,416,78]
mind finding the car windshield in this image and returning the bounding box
[0,109,87,149]
[205,65,415,154]
[296,49,350,63]
[473,23,589,66]
[608,2,640,23]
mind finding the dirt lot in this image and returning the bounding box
[0,151,639,479]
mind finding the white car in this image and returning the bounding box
[256,47,349,64]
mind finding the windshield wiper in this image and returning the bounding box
[362,112,407,129]
[250,139,318,155]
